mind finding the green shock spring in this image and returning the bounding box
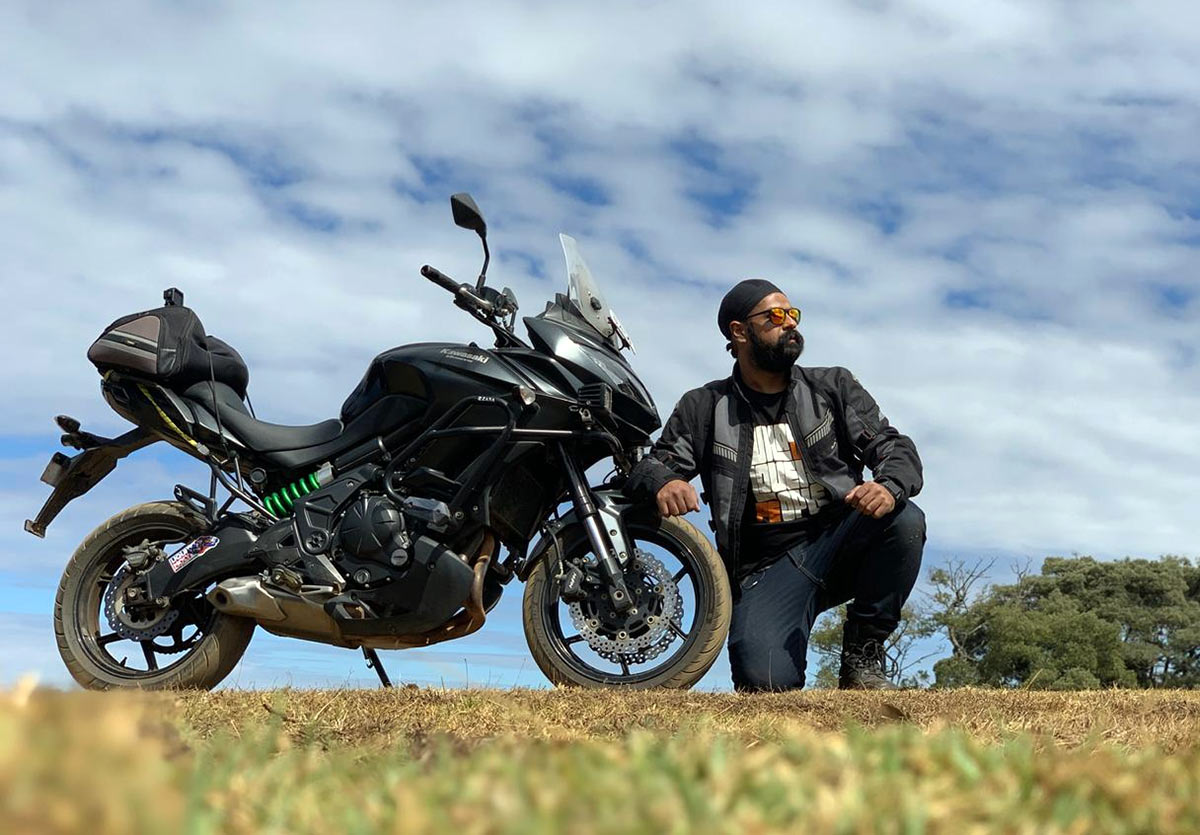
[263,470,322,517]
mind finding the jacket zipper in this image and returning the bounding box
[787,374,839,501]
[726,419,753,569]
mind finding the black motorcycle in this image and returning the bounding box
[27,193,731,690]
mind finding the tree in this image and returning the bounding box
[930,556,1200,689]
[924,558,994,687]
[1003,556,1200,687]
[969,590,1135,689]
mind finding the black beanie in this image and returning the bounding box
[717,278,782,338]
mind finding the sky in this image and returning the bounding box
[2,0,1198,690]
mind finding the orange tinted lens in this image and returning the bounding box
[766,307,801,324]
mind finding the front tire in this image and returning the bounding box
[54,501,255,691]
[522,512,731,689]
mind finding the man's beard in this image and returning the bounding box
[747,327,804,372]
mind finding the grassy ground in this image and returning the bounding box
[4,680,1200,834]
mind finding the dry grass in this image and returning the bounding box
[181,686,1200,752]
[4,681,1200,834]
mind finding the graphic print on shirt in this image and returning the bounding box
[749,422,830,522]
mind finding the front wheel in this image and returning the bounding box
[522,512,731,689]
[54,501,255,691]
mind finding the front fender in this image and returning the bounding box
[518,488,644,581]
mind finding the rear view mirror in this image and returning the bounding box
[450,193,487,237]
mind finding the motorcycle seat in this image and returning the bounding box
[180,382,343,452]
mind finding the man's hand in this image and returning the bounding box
[656,479,701,517]
[844,481,896,519]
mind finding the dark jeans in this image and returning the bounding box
[727,500,926,692]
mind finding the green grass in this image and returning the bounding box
[4,683,1200,834]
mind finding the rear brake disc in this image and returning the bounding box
[103,566,178,641]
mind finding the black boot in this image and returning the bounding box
[838,622,897,690]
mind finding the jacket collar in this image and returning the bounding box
[729,363,805,404]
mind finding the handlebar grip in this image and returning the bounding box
[421,264,496,316]
[421,264,460,293]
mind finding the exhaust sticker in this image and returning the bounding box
[167,535,219,573]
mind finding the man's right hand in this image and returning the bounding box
[656,479,701,517]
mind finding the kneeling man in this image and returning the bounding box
[625,279,926,690]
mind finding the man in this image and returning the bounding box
[625,279,925,690]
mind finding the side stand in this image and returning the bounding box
[361,647,392,688]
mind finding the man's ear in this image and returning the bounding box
[729,321,747,351]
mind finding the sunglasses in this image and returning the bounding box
[744,306,801,326]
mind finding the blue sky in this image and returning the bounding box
[2,0,1199,689]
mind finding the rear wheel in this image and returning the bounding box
[54,501,255,691]
[522,513,731,689]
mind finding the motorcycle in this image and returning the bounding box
[26,193,732,690]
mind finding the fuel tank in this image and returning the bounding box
[340,341,564,424]
[340,342,581,502]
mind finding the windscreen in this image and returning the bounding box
[560,233,635,352]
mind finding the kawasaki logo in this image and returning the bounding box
[440,348,489,364]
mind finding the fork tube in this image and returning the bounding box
[557,444,632,613]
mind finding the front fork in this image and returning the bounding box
[557,445,634,614]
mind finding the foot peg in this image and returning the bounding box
[55,415,108,450]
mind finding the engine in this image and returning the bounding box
[336,493,412,584]
[320,489,476,632]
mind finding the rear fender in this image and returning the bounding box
[518,488,638,581]
[24,427,158,538]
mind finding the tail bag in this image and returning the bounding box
[86,288,249,397]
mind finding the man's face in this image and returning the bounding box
[734,291,803,372]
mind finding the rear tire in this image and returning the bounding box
[54,501,255,691]
[522,513,731,689]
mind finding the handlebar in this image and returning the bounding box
[421,264,460,294]
[421,264,495,315]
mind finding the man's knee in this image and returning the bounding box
[729,641,806,692]
[890,501,926,563]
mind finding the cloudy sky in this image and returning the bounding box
[2,0,1198,690]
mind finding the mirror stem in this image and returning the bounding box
[476,235,490,291]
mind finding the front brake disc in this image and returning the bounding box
[567,549,683,664]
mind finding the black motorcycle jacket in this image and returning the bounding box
[624,364,923,578]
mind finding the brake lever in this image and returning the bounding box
[454,290,495,316]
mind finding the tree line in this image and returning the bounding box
[810,555,1200,689]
